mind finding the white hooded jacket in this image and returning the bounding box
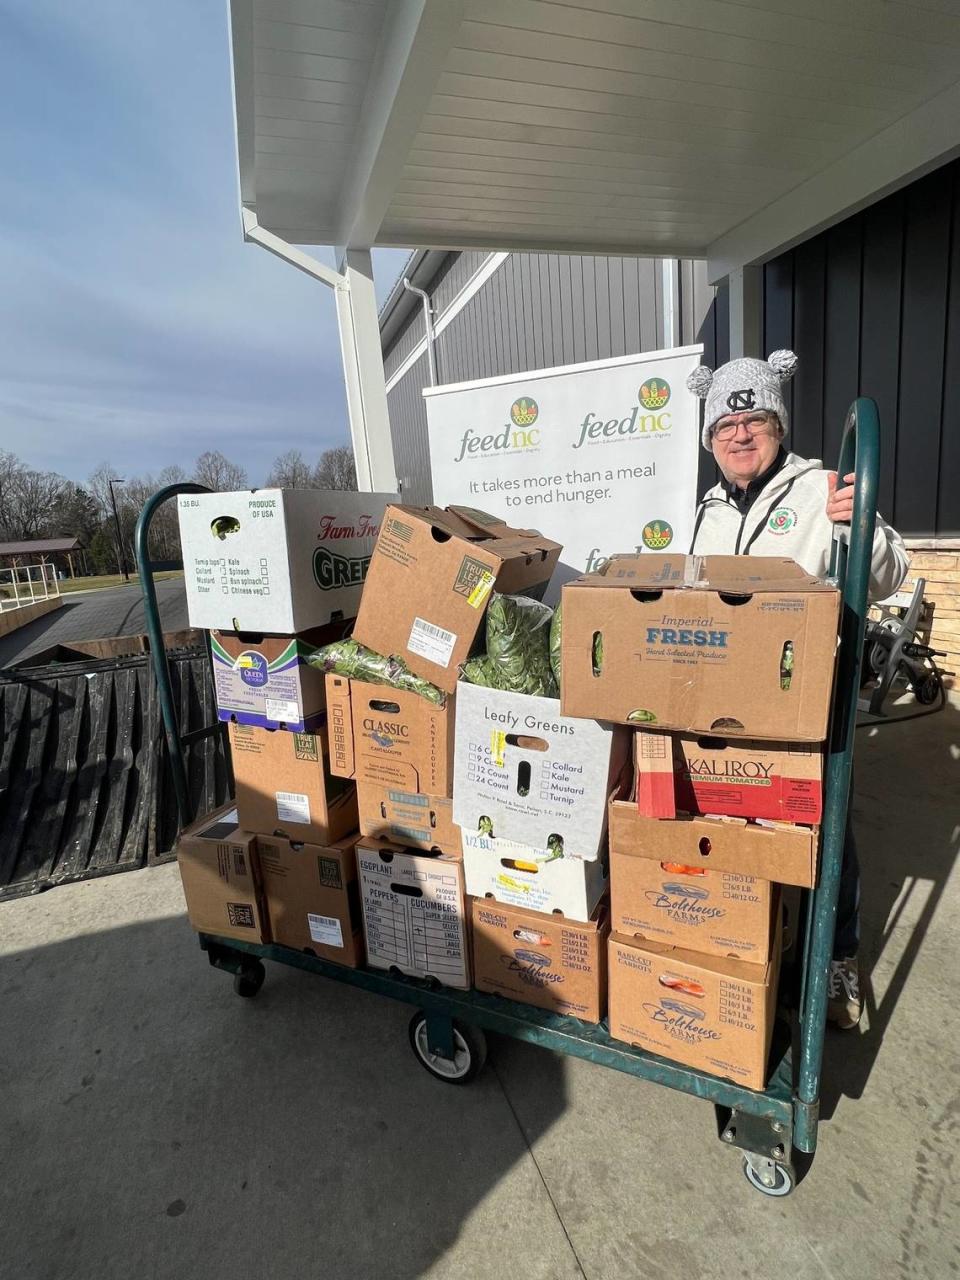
[689,452,909,603]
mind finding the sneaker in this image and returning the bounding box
[827,956,862,1029]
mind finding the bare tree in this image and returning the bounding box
[266,449,313,489]
[313,445,357,491]
[194,450,248,492]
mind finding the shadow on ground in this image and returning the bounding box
[0,912,573,1280]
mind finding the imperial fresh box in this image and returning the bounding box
[352,505,561,693]
[177,488,396,633]
[635,729,823,823]
[452,682,628,857]
[560,554,839,740]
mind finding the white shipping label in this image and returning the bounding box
[407,617,457,668]
[265,698,300,722]
[307,913,344,948]
[276,791,310,824]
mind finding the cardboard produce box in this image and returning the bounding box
[561,554,839,740]
[635,730,823,823]
[356,781,461,855]
[326,674,455,795]
[176,805,269,943]
[610,848,777,963]
[608,933,780,1091]
[177,488,395,633]
[357,838,469,988]
[463,831,608,922]
[229,722,358,844]
[352,505,561,693]
[257,833,363,966]
[472,899,609,1023]
[212,624,344,732]
[453,682,628,858]
[609,793,818,888]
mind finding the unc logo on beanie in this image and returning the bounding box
[687,350,798,450]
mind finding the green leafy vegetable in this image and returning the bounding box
[484,593,558,697]
[307,638,446,705]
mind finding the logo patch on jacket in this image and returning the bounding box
[767,506,798,535]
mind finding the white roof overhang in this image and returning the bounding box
[229,0,960,281]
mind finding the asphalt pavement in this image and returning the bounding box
[0,580,190,667]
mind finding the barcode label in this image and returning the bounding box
[308,913,344,948]
[407,617,457,668]
[276,791,310,824]
[265,698,299,723]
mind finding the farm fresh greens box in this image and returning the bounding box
[452,682,628,858]
[352,505,561,694]
[178,489,395,633]
[561,554,839,740]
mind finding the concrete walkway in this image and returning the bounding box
[2,700,958,1279]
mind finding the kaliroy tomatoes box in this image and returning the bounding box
[212,624,345,732]
[635,729,823,823]
[610,848,777,964]
[452,682,628,858]
[178,488,396,633]
[561,555,839,740]
[608,933,780,1091]
[352,505,561,694]
[326,674,455,795]
[229,722,358,844]
[472,898,609,1023]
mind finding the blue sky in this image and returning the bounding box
[0,0,411,486]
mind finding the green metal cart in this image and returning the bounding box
[136,398,881,1197]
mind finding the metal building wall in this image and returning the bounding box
[385,252,720,505]
[763,159,960,538]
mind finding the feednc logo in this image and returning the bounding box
[573,374,673,449]
[453,394,541,462]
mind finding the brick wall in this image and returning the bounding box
[904,549,960,684]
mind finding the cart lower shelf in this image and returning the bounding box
[200,932,804,1196]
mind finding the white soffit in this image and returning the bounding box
[231,0,960,270]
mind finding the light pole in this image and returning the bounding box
[108,478,129,582]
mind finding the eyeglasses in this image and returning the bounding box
[712,412,776,441]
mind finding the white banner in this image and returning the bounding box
[423,345,703,588]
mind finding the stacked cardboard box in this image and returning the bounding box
[561,553,839,1090]
[174,487,397,968]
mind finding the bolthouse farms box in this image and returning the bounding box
[352,505,561,694]
[178,488,396,633]
[561,554,840,740]
[452,682,628,858]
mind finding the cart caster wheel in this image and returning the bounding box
[408,1012,487,1085]
[914,672,941,705]
[233,960,265,998]
[743,1155,795,1197]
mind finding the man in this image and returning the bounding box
[686,350,909,1028]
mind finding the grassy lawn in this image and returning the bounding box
[56,570,184,594]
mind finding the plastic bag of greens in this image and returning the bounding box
[460,654,504,689]
[485,593,557,698]
[307,637,446,705]
[549,601,562,686]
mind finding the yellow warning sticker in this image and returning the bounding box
[468,570,496,609]
[491,729,506,768]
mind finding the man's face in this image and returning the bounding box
[710,411,782,487]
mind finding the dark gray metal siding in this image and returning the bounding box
[385,251,719,503]
[763,159,960,537]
